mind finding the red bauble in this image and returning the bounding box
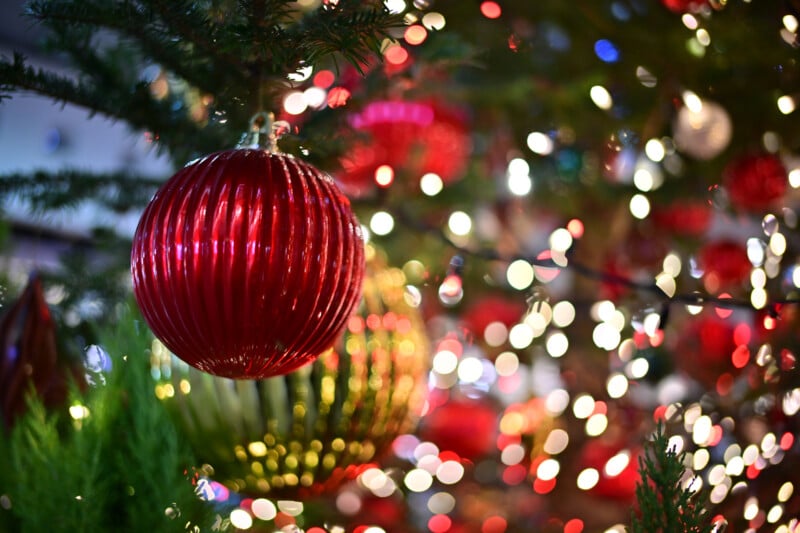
[724,153,788,212]
[131,148,365,379]
[674,314,743,386]
[661,0,708,13]
[338,101,471,196]
[698,240,750,290]
[461,296,525,341]
[419,398,498,460]
[650,201,711,236]
[579,439,641,501]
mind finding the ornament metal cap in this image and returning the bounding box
[238,111,290,152]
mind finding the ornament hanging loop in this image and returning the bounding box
[239,111,290,152]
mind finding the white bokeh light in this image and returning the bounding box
[420,173,444,196]
[229,509,253,530]
[527,131,554,155]
[590,85,613,110]
[283,91,308,115]
[507,260,535,290]
[508,172,532,196]
[370,211,395,235]
[629,194,651,219]
[448,211,473,236]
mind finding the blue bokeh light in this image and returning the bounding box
[594,39,620,63]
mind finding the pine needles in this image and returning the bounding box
[630,423,722,533]
[0,307,217,532]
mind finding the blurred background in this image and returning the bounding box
[1,1,799,532]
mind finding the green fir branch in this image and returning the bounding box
[6,391,108,533]
[0,169,164,213]
[0,52,227,158]
[0,307,219,532]
[27,0,246,95]
[630,424,719,533]
[290,1,400,72]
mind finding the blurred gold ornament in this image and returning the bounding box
[152,244,429,497]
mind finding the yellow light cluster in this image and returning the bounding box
[152,245,429,497]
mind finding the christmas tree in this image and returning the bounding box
[1,0,799,531]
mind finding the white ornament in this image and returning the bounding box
[672,100,732,160]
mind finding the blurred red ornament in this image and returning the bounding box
[338,101,471,196]
[350,495,407,532]
[461,296,525,340]
[650,201,711,236]
[724,153,787,212]
[0,274,86,427]
[132,148,365,379]
[600,228,668,302]
[698,240,751,291]
[660,0,708,12]
[420,398,498,460]
[674,314,743,386]
[692,317,736,363]
[579,439,641,501]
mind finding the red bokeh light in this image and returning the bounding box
[480,1,502,19]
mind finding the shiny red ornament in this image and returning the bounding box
[699,240,751,291]
[724,153,788,212]
[131,148,365,379]
[338,101,471,196]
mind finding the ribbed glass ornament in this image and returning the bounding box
[131,148,365,379]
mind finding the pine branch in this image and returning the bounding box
[0,53,227,158]
[0,307,218,532]
[630,424,718,533]
[290,0,400,71]
[0,169,164,213]
[26,0,247,95]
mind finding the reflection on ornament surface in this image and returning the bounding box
[153,245,429,497]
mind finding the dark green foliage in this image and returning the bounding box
[0,307,218,532]
[0,169,163,213]
[630,424,719,533]
[1,0,400,162]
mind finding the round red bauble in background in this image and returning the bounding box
[724,153,788,212]
[673,313,745,387]
[579,439,642,501]
[650,201,711,237]
[660,0,708,13]
[419,397,498,460]
[337,100,471,196]
[460,295,526,344]
[698,239,751,292]
[131,148,365,379]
